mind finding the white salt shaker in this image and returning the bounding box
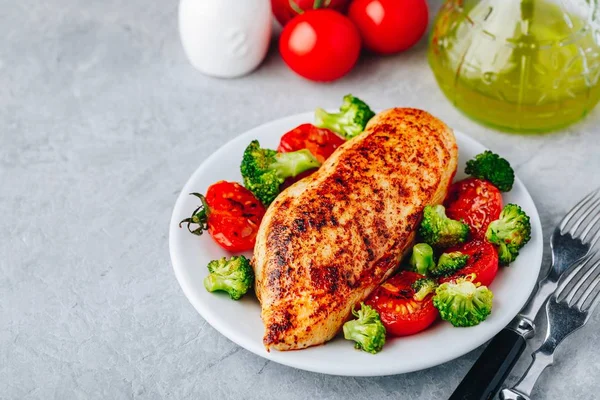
[179,0,272,78]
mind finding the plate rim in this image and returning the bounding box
[169,111,544,377]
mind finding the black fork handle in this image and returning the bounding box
[449,328,527,400]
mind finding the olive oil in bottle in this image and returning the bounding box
[429,0,600,133]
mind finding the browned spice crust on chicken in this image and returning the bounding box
[253,108,458,350]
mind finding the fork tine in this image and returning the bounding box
[577,265,600,311]
[567,196,600,238]
[560,189,600,232]
[564,256,600,307]
[558,253,598,303]
[591,229,600,249]
[580,217,600,243]
[581,206,600,237]
[556,252,596,299]
[584,284,600,314]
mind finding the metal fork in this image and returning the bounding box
[449,188,600,400]
[500,252,600,400]
[518,188,600,327]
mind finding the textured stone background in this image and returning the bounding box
[2,0,600,398]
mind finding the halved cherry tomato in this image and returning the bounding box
[271,0,351,27]
[278,123,345,163]
[277,124,344,189]
[366,270,438,336]
[279,10,361,82]
[440,240,499,287]
[444,178,503,239]
[179,181,266,252]
[348,0,429,55]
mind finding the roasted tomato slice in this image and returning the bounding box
[180,181,265,252]
[366,271,438,336]
[205,181,265,252]
[440,240,499,287]
[278,123,345,163]
[277,123,344,189]
[444,178,503,239]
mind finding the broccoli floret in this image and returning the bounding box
[343,303,386,354]
[465,150,515,192]
[429,251,469,278]
[204,256,254,300]
[433,276,493,327]
[486,204,532,265]
[419,205,470,249]
[411,278,438,301]
[315,94,376,139]
[240,140,321,205]
[409,243,435,275]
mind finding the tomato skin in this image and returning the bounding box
[278,123,345,163]
[279,10,362,82]
[348,0,429,55]
[366,271,438,336]
[441,240,499,287]
[277,124,344,189]
[272,0,350,27]
[444,178,503,239]
[204,181,266,252]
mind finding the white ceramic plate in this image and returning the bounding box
[169,112,543,377]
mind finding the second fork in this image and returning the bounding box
[500,252,600,400]
[449,188,600,400]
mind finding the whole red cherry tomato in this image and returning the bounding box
[279,9,361,82]
[278,123,345,163]
[440,240,499,287]
[366,271,438,336]
[348,0,429,55]
[179,181,266,252]
[272,0,351,27]
[444,178,503,239]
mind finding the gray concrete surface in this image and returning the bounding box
[2,0,600,398]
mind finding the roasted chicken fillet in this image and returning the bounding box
[253,108,458,350]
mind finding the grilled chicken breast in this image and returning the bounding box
[253,108,458,351]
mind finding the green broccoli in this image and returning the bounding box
[409,243,435,275]
[465,150,515,192]
[315,94,376,139]
[418,205,470,249]
[429,251,469,278]
[486,204,532,265]
[240,140,321,205]
[204,256,254,300]
[411,278,438,301]
[343,303,386,354]
[433,276,493,327]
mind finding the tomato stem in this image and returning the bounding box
[313,0,324,8]
[179,192,210,236]
[289,0,304,14]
